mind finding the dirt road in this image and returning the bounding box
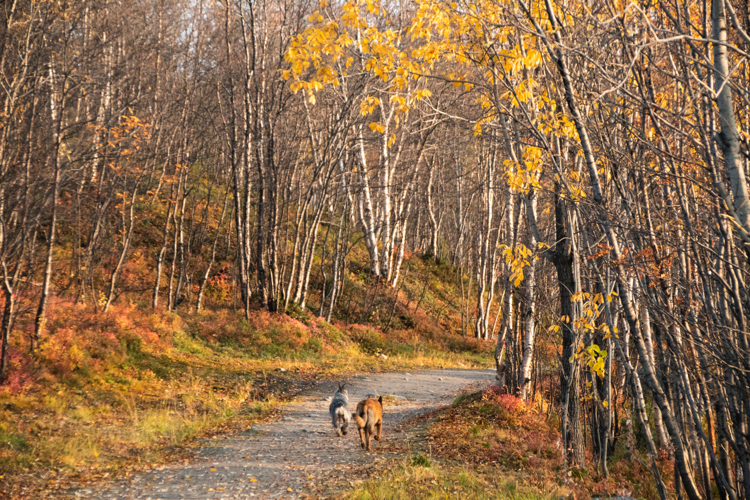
[85,369,494,500]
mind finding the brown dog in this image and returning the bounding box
[353,396,383,451]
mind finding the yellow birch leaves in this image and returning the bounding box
[500,244,532,287]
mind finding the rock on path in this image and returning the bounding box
[88,369,494,500]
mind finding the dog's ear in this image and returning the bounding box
[338,382,346,391]
[378,395,383,405]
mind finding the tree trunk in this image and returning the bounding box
[153,187,175,309]
[519,192,537,400]
[712,0,750,235]
[33,64,64,350]
[197,192,230,312]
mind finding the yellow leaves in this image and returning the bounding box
[589,358,606,378]
[584,344,608,378]
[524,146,542,160]
[287,0,424,107]
[504,76,539,108]
[289,79,326,105]
[369,121,385,133]
[364,0,380,14]
[473,122,482,136]
[500,243,532,287]
[360,96,381,116]
[390,93,405,106]
[476,93,493,110]
[570,343,609,379]
[414,88,432,100]
[505,147,543,194]
[559,115,578,140]
[568,186,587,202]
[523,49,542,69]
[315,66,336,84]
[389,94,410,113]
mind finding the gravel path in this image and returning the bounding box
[84,369,494,500]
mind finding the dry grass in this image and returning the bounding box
[348,459,560,500]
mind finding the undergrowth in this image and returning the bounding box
[350,386,672,500]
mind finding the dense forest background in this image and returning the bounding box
[2,0,750,498]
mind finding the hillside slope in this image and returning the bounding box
[0,254,494,499]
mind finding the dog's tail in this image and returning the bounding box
[354,403,369,429]
[354,411,366,429]
[355,407,376,432]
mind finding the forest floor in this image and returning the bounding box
[48,369,495,499]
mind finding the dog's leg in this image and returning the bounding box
[375,421,382,441]
[365,418,375,451]
[331,412,339,435]
[358,426,366,449]
[341,419,348,436]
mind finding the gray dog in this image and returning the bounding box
[329,383,352,436]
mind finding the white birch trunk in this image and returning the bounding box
[519,193,538,400]
[712,0,750,234]
[356,126,381,277]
